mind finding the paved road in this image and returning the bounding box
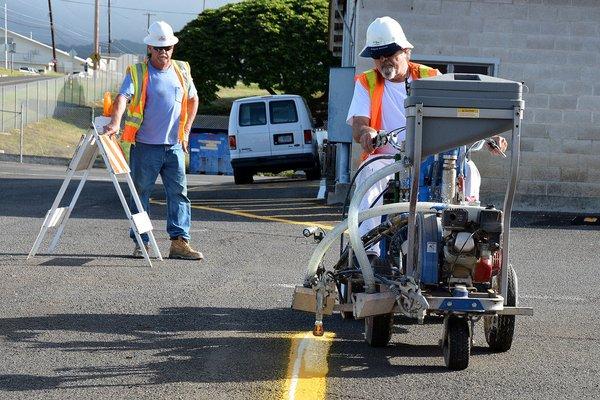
[0,161,598,399]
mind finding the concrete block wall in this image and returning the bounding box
[353,0,600,212]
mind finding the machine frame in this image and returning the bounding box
[293,75,534,369]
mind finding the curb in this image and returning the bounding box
[0,153,106,168]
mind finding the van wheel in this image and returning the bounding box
[233,169,253,184]
[305,165,321,180]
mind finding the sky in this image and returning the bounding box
[2,0,240,51]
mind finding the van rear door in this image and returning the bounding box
[268,99,304,158]
[234,101,271,158]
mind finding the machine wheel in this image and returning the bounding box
[365,313,394,347]
[443,316,471,370]
[233,168,253,184]
[484,264,517,352]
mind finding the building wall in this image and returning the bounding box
[0,33,86,73]
[354,0,600,212]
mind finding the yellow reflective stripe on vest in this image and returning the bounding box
[364,69,377,98]
[172,60,190,90]
[127,63,147,129]
[130,63,146,113]
[126,114,143,125]
[419,64,436,78]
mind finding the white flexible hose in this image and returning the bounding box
[304,201,442,284]
[347,161,409,292]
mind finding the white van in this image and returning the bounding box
[228,94,321,184]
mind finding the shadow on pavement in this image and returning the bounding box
[0,176,342,226]
[3,175,596,230]
[0,307,483,391]
[37,257,96,267]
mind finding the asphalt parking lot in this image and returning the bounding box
[0,161,599,399]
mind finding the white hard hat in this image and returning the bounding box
[359,16,413,58]
[143,21,179,47]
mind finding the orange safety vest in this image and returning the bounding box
[122,59,192,143]
[355,62,439,161]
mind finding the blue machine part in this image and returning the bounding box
[452,285,469,298]
[438,298,485,312]
[418,155,435,201]
[418,213,442,284]
[380,146,464,262]
[417,148,462,202]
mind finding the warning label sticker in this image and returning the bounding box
[457,108,480,118]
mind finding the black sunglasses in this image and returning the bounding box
[371,50,402,60]
[152,46,173,51]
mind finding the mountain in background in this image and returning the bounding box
[57,39,145,58]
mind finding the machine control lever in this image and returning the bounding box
[486,138,506,158]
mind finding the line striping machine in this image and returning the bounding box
[292,73,533,370]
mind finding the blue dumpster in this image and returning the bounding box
[188,133,233,175]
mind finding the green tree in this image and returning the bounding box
[175,0,335,104]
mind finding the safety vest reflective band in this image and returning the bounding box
[356,62,439,160]
[122,59,192,143]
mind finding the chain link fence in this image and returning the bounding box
[0,54,139,163]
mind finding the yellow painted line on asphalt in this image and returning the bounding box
[201,203,321,209]
[265,213,341,219]
[282,332,335,400]
[149,200,337,398]
[192,198,319,203]
[230,206,329,212]
[150,200,334,231]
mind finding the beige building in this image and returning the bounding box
[335,0,600,212]
[0,29,87,73]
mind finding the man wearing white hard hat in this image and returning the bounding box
[104,21,203,261]
[346,16,508,257]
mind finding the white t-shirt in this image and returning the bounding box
[346,77,413,154]
[346,70,482,200]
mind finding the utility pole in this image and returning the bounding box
[4,3,7,69]
[107,0,111,54]
[47,0,57,72]
[144,12,155,30]
[93,0,99,69]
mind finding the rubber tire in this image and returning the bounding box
[484,265,517,352]
[233,169,253,185]
[365,313,394,347]
[443,316,471,370]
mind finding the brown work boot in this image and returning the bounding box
[169,237,204,260]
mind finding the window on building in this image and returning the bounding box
[411,56,498,76]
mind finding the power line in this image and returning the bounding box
[0,15,47,29]
[101,40,136,54]
[59,0,200,15]
[0,10,98,40]
[7,8,54,24]
[0,15,101,42]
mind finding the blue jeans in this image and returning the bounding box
[128,142,191,244]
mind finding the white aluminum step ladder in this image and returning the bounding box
[28,116,163,267]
